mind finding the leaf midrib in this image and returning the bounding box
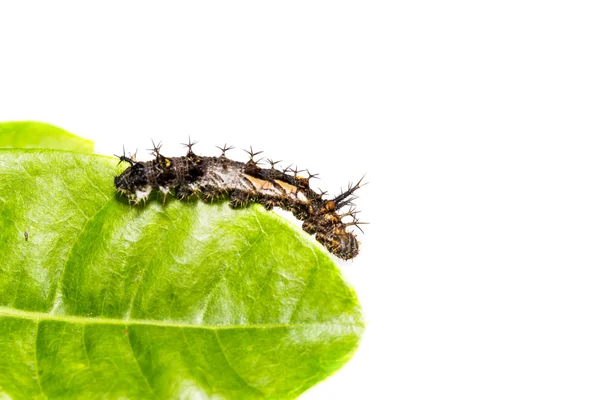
[0,307,362,330]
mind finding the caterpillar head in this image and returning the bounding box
[114,163,151,203]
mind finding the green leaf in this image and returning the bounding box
[0,149,364,399]
[0,121,94,153]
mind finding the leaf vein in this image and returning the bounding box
[214,330,264,396]
[0,306,363,330]
[126,325,157,399]
[49,199,114,314]
[247,263,276,319]
[33,319,48,399]
[81,325,98,387]
[196,230,265,322]
[288,247,321,323]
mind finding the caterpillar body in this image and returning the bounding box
[114,142,364,260]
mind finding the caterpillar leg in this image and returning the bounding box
[229,189,252,209]
[199,186,223,203]
[175,185,195,200]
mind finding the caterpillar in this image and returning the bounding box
[114,140,365,260]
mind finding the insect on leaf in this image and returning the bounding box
[0,143,364,398]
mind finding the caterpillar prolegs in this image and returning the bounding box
[114,141,365,260]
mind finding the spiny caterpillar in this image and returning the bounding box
[114,140,365,260]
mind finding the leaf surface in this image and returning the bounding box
[0,121,94,153]
[0,149,363,399]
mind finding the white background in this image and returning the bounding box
[1,1,599,399]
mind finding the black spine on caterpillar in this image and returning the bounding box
[114,142,365,260]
